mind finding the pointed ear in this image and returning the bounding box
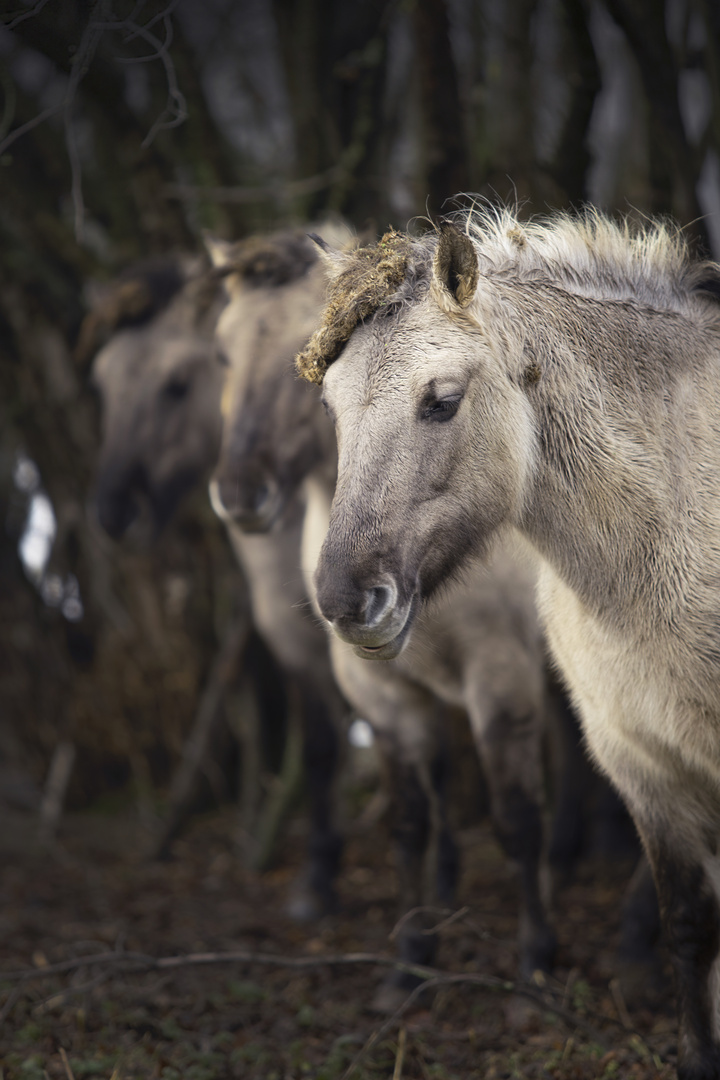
[693,261,720,302]
[203,233,234,269]
[306,232,352,279]
[433,220,479,308]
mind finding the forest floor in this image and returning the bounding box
[0,794,677,1080]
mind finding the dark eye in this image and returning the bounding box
[421,396,461,422]
[215,347,230,368]
[163,376,190,400]
[321,397,336,423]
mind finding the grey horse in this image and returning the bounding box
[88,254,345,919]
[301,209,720,1079]
[209,229,560,1004]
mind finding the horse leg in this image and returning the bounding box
[372,723,458,1011]
[546,674,639,879]
[286,674,345,921]
[232,525,346,921]
[546,673,588,875]
[468,694,556,977]
[633,819,720,1080]
[615,852,662,1005]
[430,728,461,906]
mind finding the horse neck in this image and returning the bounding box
[516,292,720,627]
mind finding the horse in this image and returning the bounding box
[87,253,346,920]
[209,227,584,1005]
[299,207,720,1078]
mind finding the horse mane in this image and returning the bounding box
[76,257,187,368]
[296,205,720,385]
[218,230,319,288]
[457,205,719,316]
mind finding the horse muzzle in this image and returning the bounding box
[316,568,419,661]
[208,473,282,533]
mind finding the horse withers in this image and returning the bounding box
[301,209,720,1079]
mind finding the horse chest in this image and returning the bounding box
[397,641,466,709]
[536,565,720,794]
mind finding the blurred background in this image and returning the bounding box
[1,0,719,829]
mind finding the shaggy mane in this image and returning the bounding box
[460,205,719,312]
[296,206,720,384]
[296,230,425,385]
[219,230,318,288]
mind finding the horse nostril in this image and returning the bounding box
[365,585,393,627]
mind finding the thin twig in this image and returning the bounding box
[2,947,610,1042]
[59,1048,75,1080]
[0,101,65,156]
[0,982,23,1024]
[0,948,437,983]
[1,0,188,230]
[341,972,610,1080]
[392,1026,407,1080]
[341,977,454,1080]
[126,17,186,146]
[389,905,471,941]
[121,0,180,44]
[4,0,51,32]
[0,943,653,1056]
[32,970,112,1016]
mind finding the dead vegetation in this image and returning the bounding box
[0,803,677,1080]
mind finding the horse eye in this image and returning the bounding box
[321,397,336,423]
[421,396,461,422]
[163,376,190,400]
[215,347,230,368]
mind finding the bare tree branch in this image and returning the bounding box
[0,99,64,156]
[164,166,346,204]
[121,0,181,46]
[1,1,189,241]
[3,0,51,33]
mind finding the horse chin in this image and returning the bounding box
[351,594,419,662]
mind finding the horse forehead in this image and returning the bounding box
[328,315,463,407]
[92,327,150,393]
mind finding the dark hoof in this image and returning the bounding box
[519,926,557,980]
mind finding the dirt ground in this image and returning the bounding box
[0,793,678,1080]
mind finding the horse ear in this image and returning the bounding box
[693,261,720,302]
[203,234,234,269]
[307,232,350,277]
[433,220,479,308]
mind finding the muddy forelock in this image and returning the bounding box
[295,230,413,385]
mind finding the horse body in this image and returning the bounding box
[89,256,344,919]
[304,209,720,1077]
[212,229,564,997]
